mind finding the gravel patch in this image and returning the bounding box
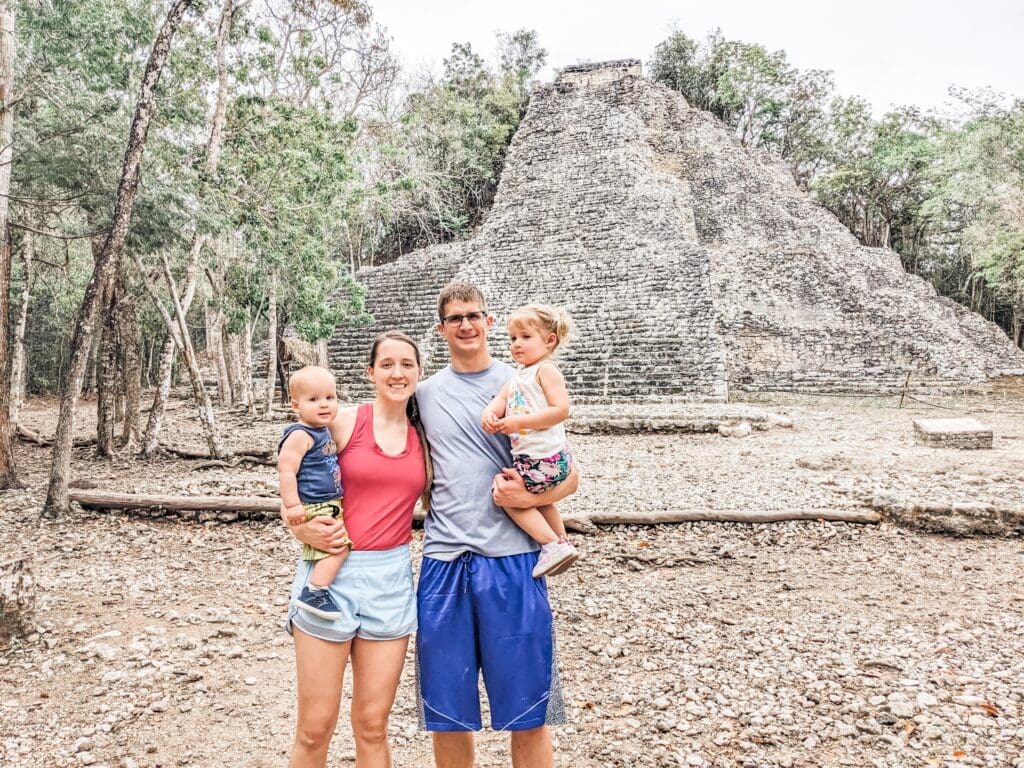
[2,395,1022,767]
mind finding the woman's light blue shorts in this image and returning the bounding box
[285,544,416,643]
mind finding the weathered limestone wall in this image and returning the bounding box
[328,62,1024,401]
[559,59,643,87]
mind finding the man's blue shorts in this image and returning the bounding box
[415,551,567,731]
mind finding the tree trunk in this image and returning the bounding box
[276,335,288,406]
[0,4,20,488]
[206,306,230,405]
[143,333,157,387]
[160,252,226,457]
[82,308,102,396]
[242,319,256,416]
[10,226,32,424]
[95,276,119,457]
[138,0,232,452]
[225,331,244,405]
[70,489,280,514]
[139,238,200,456]
[117,292,143,448]
[263,272,278,418]
[141,335,175,456]
[43,0,196,518]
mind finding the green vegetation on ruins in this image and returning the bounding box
[650,28,1024,347]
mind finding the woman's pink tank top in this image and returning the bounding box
[339,403,425,550]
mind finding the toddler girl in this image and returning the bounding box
[482,304,579,577]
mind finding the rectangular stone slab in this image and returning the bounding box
[913,417,993,449]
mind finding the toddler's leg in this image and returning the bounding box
[537,504,567,540]
[538,503,579,576]
[506,503,580,579]
[309,549,349,589]
[295,502,349,621]
[504,506,559,545]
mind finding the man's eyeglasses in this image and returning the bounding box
[441,311,488,328]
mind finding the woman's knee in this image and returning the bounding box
[295,715,335,751]
[351,709,390,745]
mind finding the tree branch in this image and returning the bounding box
[9,220,107,241]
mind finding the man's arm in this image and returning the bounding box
[492,465,579,509]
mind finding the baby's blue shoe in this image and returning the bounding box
[296,586,342,620]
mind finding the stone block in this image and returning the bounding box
[912,418,993,449]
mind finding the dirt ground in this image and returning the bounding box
[1,392,1022,768]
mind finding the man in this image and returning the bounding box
[415,281,579,768]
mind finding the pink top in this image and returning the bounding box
[339,403,425,551]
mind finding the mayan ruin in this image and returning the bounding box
[329,60,1024,401]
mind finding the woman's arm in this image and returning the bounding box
[328,405,359,453]
[496,363,569,434]
[282,510,352,554]
[492,465,579,509]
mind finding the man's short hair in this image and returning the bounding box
[436,281,487,321]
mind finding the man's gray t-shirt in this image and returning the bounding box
[416,361,538,560]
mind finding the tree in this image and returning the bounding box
[922,96,1024,342]
[43,0,196,518]
[141,0,235,456]
[355,33,546,264]
[213,94,361,414]
[0,1,20,488]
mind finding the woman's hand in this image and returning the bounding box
[282,508,351,555]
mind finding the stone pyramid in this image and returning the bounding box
[329,60,1024,401]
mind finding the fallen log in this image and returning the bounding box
[16,424,95,448]
[565,509,881,528]
[159,444,274,464]
[69,490,881,530]
[70,490,281,513]
[1,558,35,645]
[16,424,45,445]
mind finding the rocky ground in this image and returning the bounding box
[1,392,1023,768]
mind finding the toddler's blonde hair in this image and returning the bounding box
[508,304,573,352]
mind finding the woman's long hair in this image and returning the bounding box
[368,330,433,511]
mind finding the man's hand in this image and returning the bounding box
[491,467,528,508]
[492,465,579,509]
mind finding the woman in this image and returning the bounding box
[284,331,430,768]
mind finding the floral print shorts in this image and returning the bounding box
[512,448,573,493]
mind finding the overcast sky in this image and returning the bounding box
[370,0,1023,116]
